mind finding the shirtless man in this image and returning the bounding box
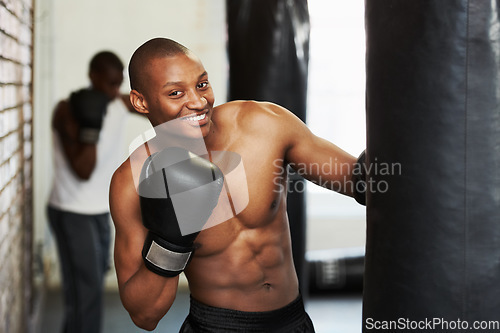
[109,38,365,332]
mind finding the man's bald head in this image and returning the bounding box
[129,38,190,93]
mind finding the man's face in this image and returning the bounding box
[91,67,124,100]
[141,53,215,138]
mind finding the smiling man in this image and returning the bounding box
[109,38,363,332]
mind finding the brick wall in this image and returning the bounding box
[0,0,34,332]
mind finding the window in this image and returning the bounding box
[306,1,366,249]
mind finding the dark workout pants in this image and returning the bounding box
[179,295,315,332]
[47,206,111,333]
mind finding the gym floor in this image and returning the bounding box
[40,286,363,332]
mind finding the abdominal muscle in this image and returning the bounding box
[184,211,299,312]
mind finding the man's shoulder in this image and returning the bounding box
[113,140,155,191]
[218,100,283,114]
[216,100,287,130]
[111,158,132,184]
[53,98,70,118]
[52,98,75,134]
[111,157,139,194]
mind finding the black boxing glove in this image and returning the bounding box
[69,88,110,144]
[138,147,224,277]
[352,150,367,206]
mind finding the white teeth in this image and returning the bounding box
[183,113,206,122]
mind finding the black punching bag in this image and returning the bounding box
[226,0,310,298]
[363,1,500,331]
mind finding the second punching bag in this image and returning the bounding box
[363,1,500,331]
[226,0,311,298]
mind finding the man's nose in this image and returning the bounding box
[186,91,207,110]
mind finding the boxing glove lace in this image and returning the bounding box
[138,147,224,277]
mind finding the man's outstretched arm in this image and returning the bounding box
[268,103,361,197]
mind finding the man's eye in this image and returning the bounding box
[169,91,182,97]
[198,82,209,89]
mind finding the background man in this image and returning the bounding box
[48,51,134,333]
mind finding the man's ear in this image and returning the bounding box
[130,90,149,115]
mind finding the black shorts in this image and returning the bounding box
[179,294,315,332]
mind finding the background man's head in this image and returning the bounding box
[89,51,124,99]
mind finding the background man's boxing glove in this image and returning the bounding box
[352,150,367,206]
[69,88,110,144]
[138,147,224,277]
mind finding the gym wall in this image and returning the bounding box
[0,0,34,331]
